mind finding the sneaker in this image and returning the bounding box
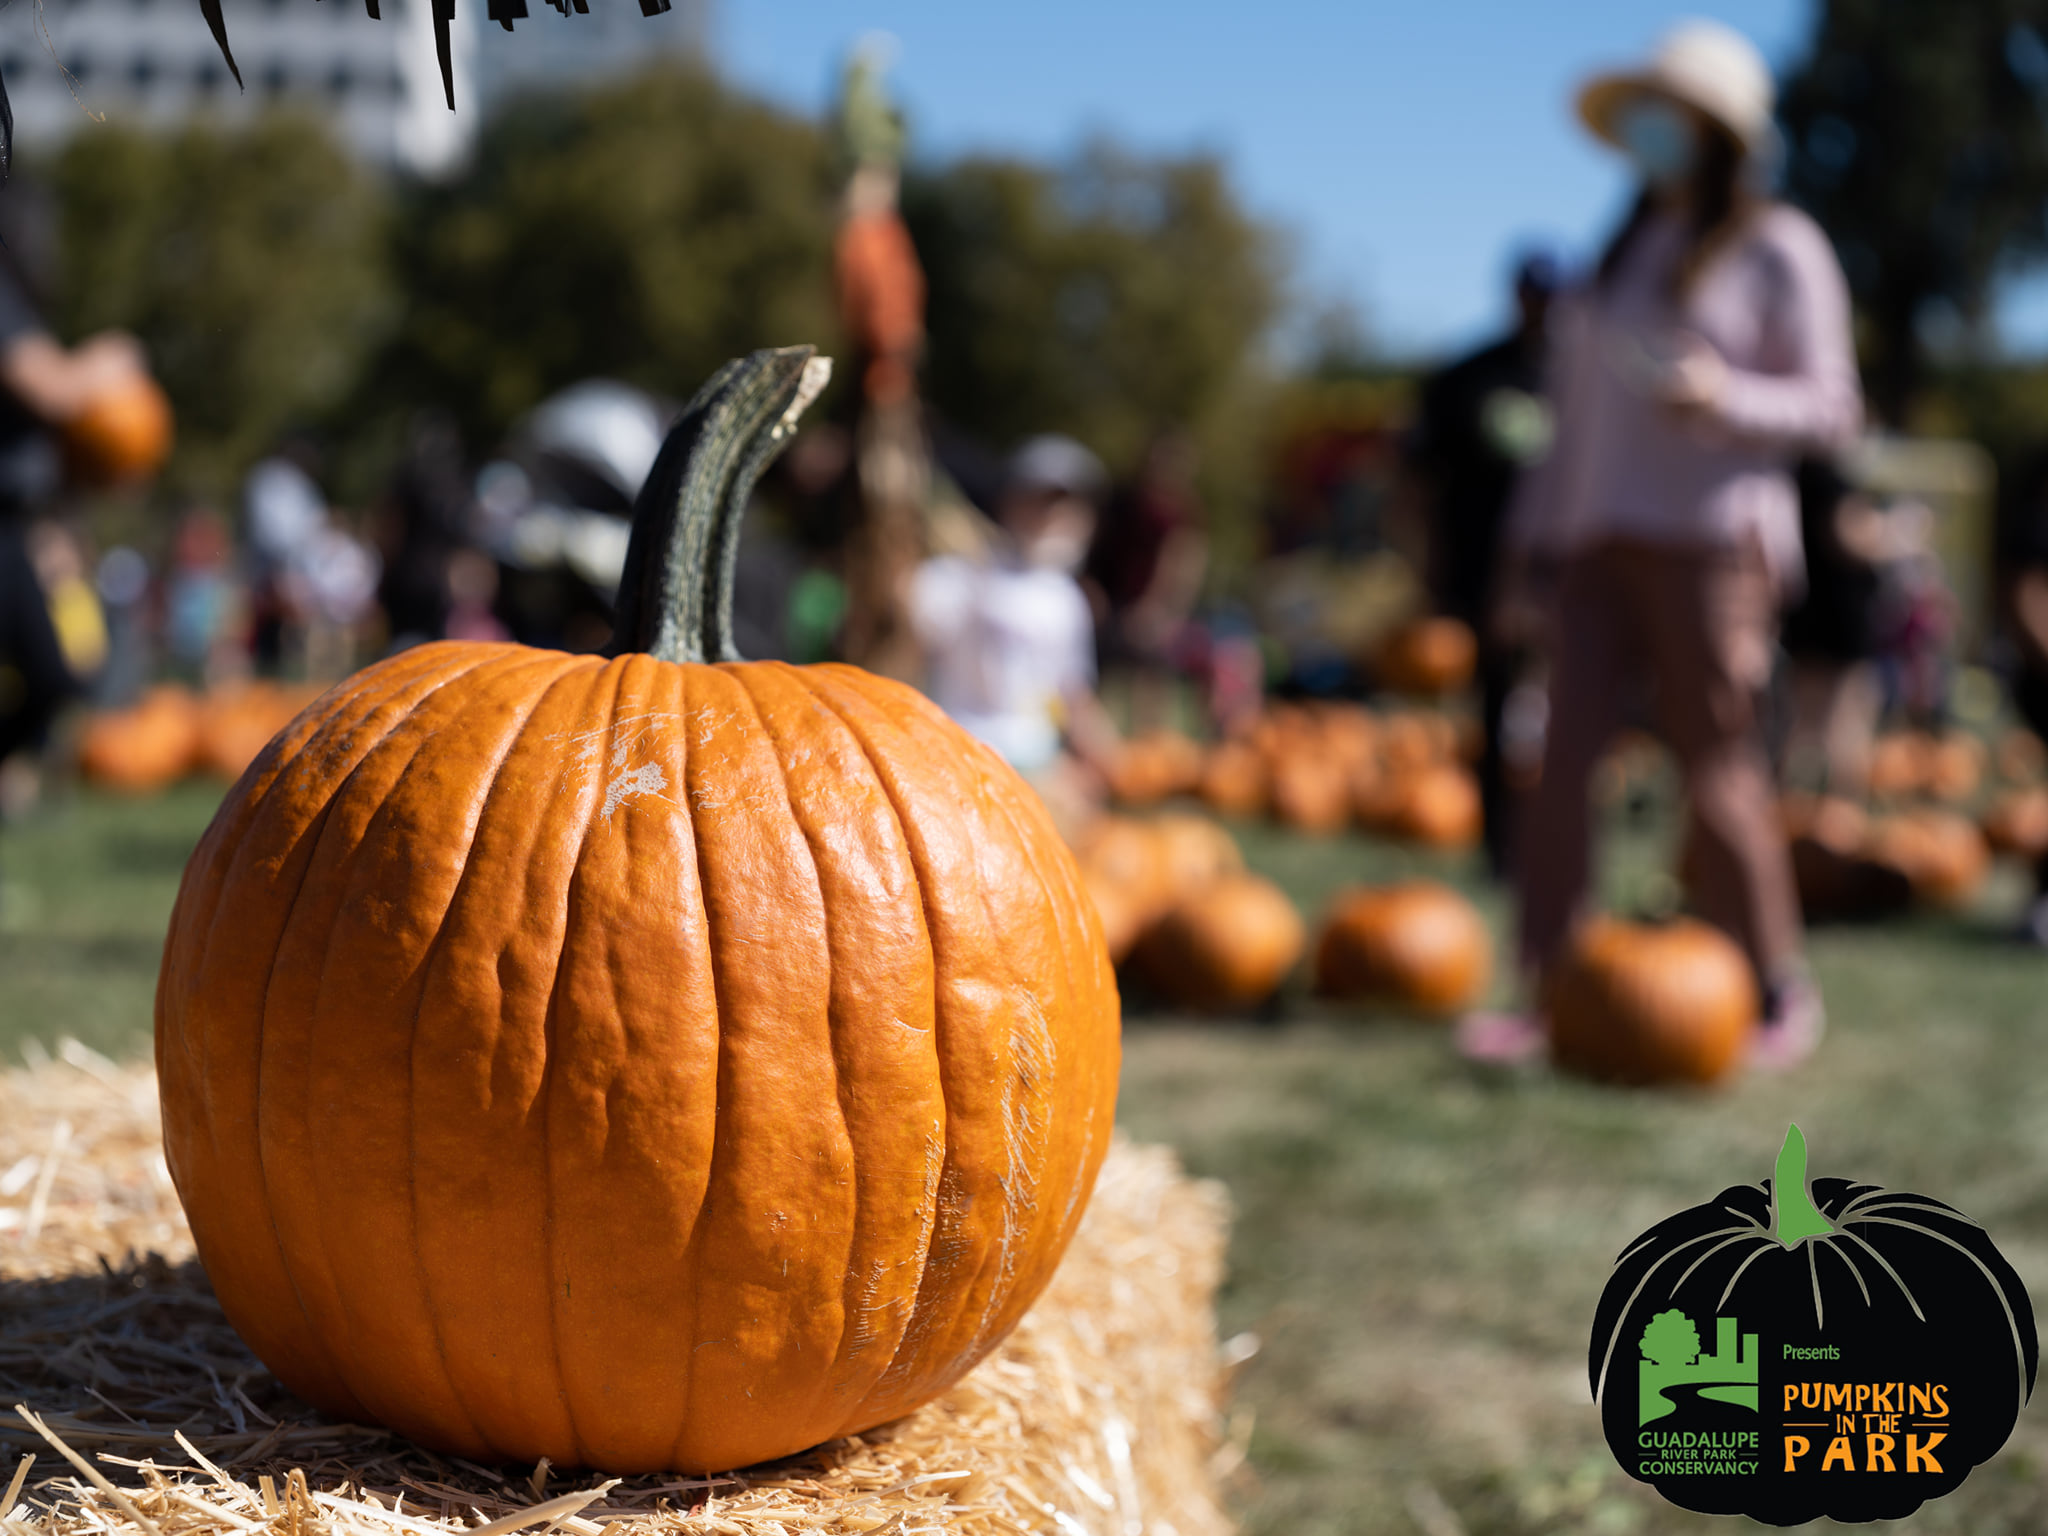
[1751,975,1826,1071]
[1454,1009,1549,1066]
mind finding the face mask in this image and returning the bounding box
[1614,95,1697,188]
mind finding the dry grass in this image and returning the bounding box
[0,1055,1236,1536]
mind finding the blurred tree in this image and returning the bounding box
[903,142,1282,555]
[51,115,394,495]
[1781,1,2048,423]
[381,61,843,444]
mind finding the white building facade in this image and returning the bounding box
[1,0,707,177]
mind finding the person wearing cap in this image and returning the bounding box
[908,434,1122,832]
[1405,248,1561,877]
[1463,20,1862,1070]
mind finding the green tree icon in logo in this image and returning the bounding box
[1641,1309,1702,1369]
[1639,1309,1758,1424]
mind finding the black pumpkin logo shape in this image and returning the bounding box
[1590,1126,2037,1525]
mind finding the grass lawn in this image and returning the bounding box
[7,781,2048,1533]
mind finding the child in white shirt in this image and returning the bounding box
[910,435,1121,826]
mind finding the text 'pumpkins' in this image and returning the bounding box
[155,350,1122,1474]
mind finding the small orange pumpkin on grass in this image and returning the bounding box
[1547,917,1757,1087]
[1316,881,1491,1015]
[1135,873,1305,1010]
[77,684,201,793]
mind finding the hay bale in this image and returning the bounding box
[0,1053,1236,1536]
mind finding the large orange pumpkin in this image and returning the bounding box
[1547,917,1757,1086]
[63,373,174,487]
[1315,881,1491,1015]
[155,350,1122,1474]
[77,684,201,793]
[1134,873,1304,1009]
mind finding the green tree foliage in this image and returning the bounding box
[51,114,395,494]
[381,61,843,442]
[43,62,1283,529]
[1781,1,2048,421]
[1639,1309,1702,1369]
[904,143,1282,512]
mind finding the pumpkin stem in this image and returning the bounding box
[608,346,834,664]
[1771,1123,1834,1248]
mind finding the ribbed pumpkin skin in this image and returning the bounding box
[157,641,1121,1474]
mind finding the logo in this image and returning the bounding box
[1590,1125,2038,1524]
[1639,1309,1757,1425]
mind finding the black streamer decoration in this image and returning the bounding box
[197,0,246,89]
[432,0,455,110]
[181,0,673,114]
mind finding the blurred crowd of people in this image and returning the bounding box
[10,13,2048,1092]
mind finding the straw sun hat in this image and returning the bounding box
[1576,18,1778,160]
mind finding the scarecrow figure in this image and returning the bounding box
[831,43,932,682]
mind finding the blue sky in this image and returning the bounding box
[717,1,2048,362]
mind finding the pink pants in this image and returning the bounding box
[1517,537,1802,988]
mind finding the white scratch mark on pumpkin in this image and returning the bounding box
[601,762,669,822]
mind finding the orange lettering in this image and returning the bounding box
[1783,1385,1801,1411]
[1824,1383,1853,1412]
[1907,1433,1946,1473]
[1866,1434,1896,1472]
[1783,1435,1811,1471]
[1822,1437,1855,1471]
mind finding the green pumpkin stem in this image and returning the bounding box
[1771,1123,1834,1247]
[608,346,833,664]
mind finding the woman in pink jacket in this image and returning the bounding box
[1465,21,1862,1070]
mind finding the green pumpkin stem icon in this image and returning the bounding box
[1771,1124,1833,1246]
